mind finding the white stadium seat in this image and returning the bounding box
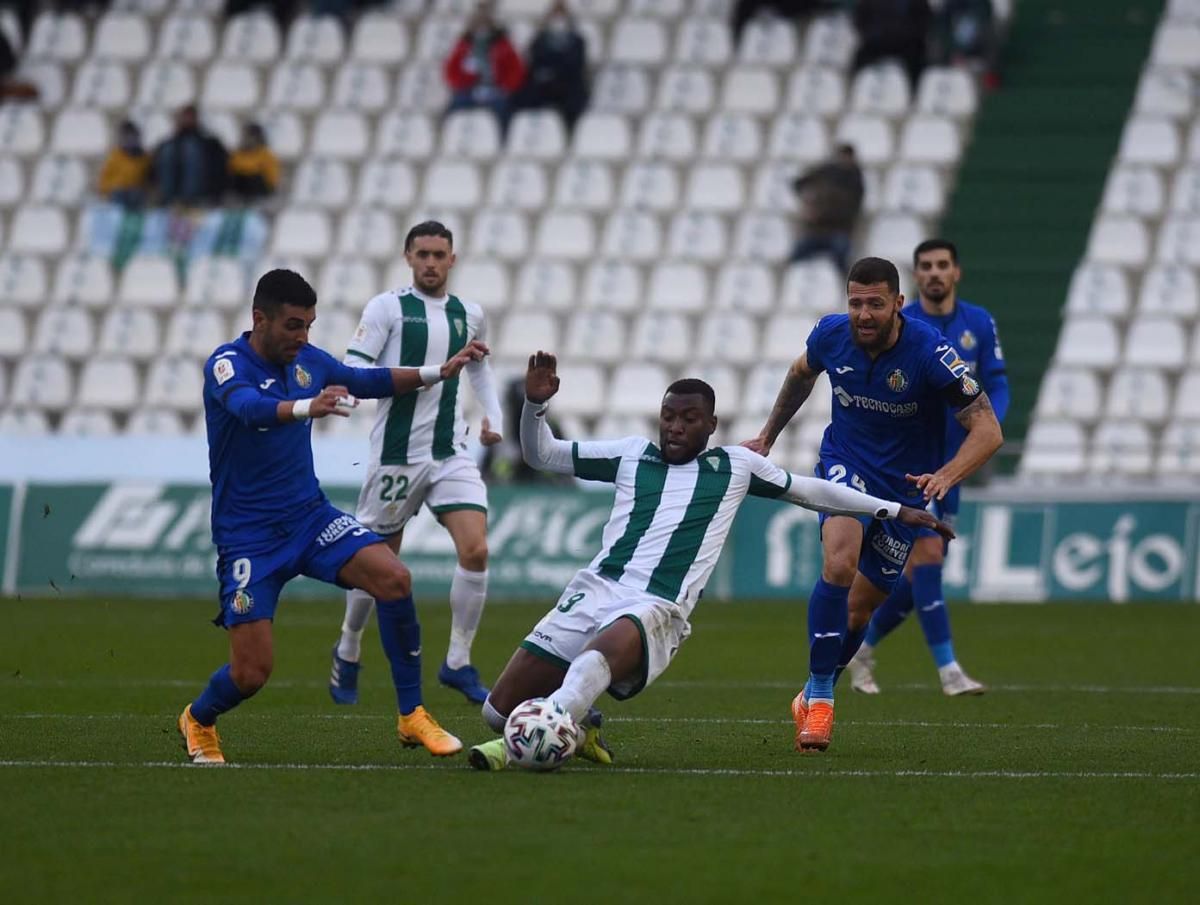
[732,212,793,260]
[0,308,26,361]
[59,409,117,437]
[666,211,726,261]
[1106,369,1171,423]
[272,209,332,259]
[565,311,626,363]
[619,162,680,212]
[803,14,858,68]
[899,116,962,165]
[1089,420,1154,476]
[627,0,686,17]
[13,355,73,411]
[333,63,390,113]
[686,164,744,212]
[1156,216,1200,265]
[93,12,151,60]
[573,113,633,161]
[610,18,669,65]
[165,309,229,359]
[292,158,352,209]
[202,62,260,111]
[535,212,595,260]
[70,61,131,110]
[836,115,894,165]
[1055,318,1121,368]
[722,68,780,115]
[786,67,847,116]
[469,209,530,261]
[1172,372,1200,421]
[489,160,550,211]
[498,313,558,359]
[507,110,568,160]
[593,66,653,115]
[1065,262,1131,317]
[376,113,436,159]
[1151,21,1200,68]
[28,12,88,62]
[602,210,663,261]
[144,360,204,413]
[690,365,742,414]
[127,410,187,435]
[318,258,378,311]
[10,205,68,255]
[781,259,843,314]
[763,315,817,363]
[336,209,397,260]
[513,261,575,313]
[1138,265,1199,318]
[78,358,140,412]
[185,257,246,312]
[582,261,642,312]
[1086,216,1150,266]
[1118,117,1180,166]
[32,307,93,361]
[553,160,614,211]
[1171,165,1200,212]
[0,107,44,158]
[99,308,161,361]
[1158,423,1200,477]
[882,164,947,215]
[1020,421,1087,476]
[17,62,68,110]
[286,15,345,64]
[135,61,195,109]
[0,255,47,309]
[157,16,217,63]
[53,255,113,308]
[1034,368,1103,423]
[647,262,708,313]
[1101,165,1165,216]
[117,256,178,309]
[551,363,607,417]
[452,260,510,311]
[656,67,715,114]
[737,19,799,68]
[917,67,978,118]
[674,19,732,65]
[0,410,50,435]
[307,310,356,352]
[865,214,925,263]
[701,113,763,162]
[851,64,910,117]
[696,313,759,366]
[1125,318,1187,369]
[396,60,451,112]
[221,12,281,63]
[49,108,105,157]
[266,62,325,112]
[255,111,305,161]
[609,363,671,415]
[1134,67,1194,118]
[350,13,409,65]
[311,112,370,159]
[30,156,87,207]
[423,160,483,209]
[638,113,698,161]
[441,110,501,160]
[713,264,776,314]
[751,162,802,213]
[356,159,417,210]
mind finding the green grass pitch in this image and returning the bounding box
[2,596,1198,904]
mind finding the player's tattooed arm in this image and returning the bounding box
[743,354,820,455]
[907,391,1004,501]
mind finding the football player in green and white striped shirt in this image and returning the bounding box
[468,352,952,770]
[330,221,505,724]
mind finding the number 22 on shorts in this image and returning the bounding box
[379,474,410,503]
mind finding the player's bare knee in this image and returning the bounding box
[458,540,488,572]
[379,563,412,600]
[911,537,944,566]
[231,660,271,695]
[822,555,858,586]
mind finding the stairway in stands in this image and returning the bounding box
[940,0,1164,460]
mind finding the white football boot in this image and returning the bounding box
[847,645,881,695]
[939,662,986,696]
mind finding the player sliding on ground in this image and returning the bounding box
[177,269,487,764]
[745,256,1003,753]
[467,352,954,770]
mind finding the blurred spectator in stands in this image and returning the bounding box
[730,0,831,46]
[482,378,571,485]
[153,104,228,207]
[852,0,932,90]
[227,122,280,203]
[933,0,998,79]
[223,0,297,31]
[97,120,150,209]
[0,25,37,101]
[443,1,526,134]
[789,144,864,275]
[509,0,589,136]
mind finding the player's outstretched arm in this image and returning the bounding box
[391,339,490,395]
[743,353,820,455]
[907,391,1003,501]
[520,351,574,474]
[784,475,955,540]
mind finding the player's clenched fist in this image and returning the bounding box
[307,385,356,419]
[440,339,490,380]
[525,351,560,403]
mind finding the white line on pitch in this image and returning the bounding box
[0,759,1196,781]
[3,713,1188,733]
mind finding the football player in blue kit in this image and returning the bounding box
[847,240,1010,697]
[177,269,488,764]
[746,257,1003,752]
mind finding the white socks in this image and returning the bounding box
[447,565,488,669]
[337,588,376,663]
[548,650,612,724]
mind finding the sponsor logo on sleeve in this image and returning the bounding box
[213,358,235,386]
[939,347,969,378]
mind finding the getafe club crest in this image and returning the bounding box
[231,590,254,615]
[959,329,977,351]
[961,374,981,396]
[294,364,312,388]
[887,369,908,393]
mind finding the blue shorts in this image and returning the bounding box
[815,457,917,593]
[213,501,384,627]
[915,490,958,543]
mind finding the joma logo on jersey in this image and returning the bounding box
[871,532,910,565]
[317,514,368,547]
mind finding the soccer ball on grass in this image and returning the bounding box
[503,698,578,771]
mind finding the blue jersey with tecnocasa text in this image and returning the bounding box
[805,314,968,503]
[203,333,394,550]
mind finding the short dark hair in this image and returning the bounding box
[253,268,316,316]
[665,378,716,414]
[913,238,959,266]
[847,257,900,295]
[405,220,454,251]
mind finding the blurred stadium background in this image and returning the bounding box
[0,0,1196,603]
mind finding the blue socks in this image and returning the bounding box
[834,625,868,686]
[376,595,423,715]
[865,574,915,646]
[191,664,248,726]
[912,563,956,668]
[806,578,849,703]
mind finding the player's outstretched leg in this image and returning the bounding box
[179,622,271,764]
[849,575,917,694]
[469,647,570,771]
[798,578,848,752]
[330,588,375,705]
[910,563,985,696]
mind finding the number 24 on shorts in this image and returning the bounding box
[379,474,410,503]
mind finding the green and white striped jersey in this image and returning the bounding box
[345,286,501,465]
[521,401,901,614]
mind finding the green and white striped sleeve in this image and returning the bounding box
[343,293,392,367]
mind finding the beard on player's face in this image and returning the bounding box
[850,307,898,353]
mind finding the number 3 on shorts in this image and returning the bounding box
[232,557,252,590]
[557,592,585,613]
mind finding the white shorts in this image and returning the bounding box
[522,569,692,700]
[354,452,488,535]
